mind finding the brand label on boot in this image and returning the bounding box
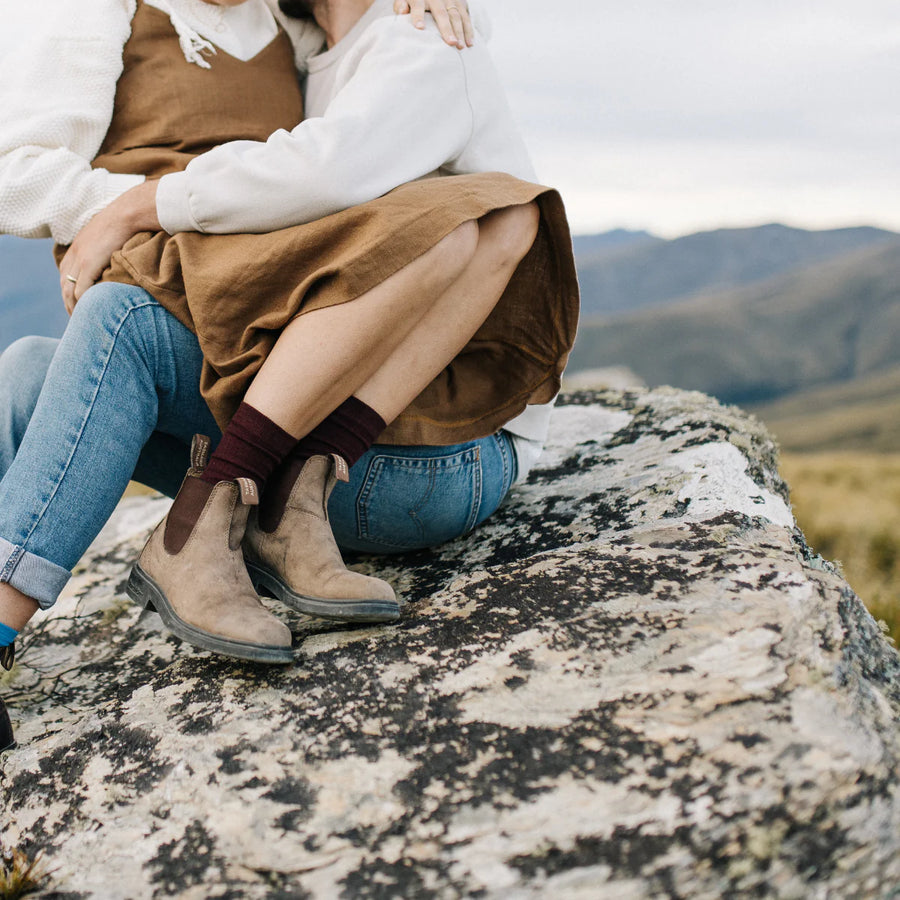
[331,455,350,483]
[236,477,260,506]
[191,434,212,471]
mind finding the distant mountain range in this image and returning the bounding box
[748,364,900,453]
[5,223,896,352]
[576,223,900,318]
[571,238,900,410]
[572,229,660,262]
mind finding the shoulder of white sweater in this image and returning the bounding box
[1,0,132,77]
[328,5,482,91]
[370,0,494,44]
[363,3,490,51]
[19,0,134,44]
[260,0,492,76]
[1,0,133,108]
[351,4,536,181]
[305,6,473,109]
[0,1,134,122]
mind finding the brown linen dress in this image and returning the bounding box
[91,2,580,444]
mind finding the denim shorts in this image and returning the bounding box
[329,432,518,554]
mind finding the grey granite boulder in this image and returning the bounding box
[1,388,898,898]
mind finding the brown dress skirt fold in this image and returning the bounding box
[106,171,580,445]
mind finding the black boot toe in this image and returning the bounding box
[1,642,16,751]
[0,697,14,753]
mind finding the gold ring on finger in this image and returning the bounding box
[65,275,78,285]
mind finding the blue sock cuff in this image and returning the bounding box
[0,622,18,647]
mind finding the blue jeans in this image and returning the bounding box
[0,283,516,608]
[332,433,516,554]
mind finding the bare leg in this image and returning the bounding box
[0,585,39,630]
[357,204,540,421]
[238,203,538,623]
[244,220,479,434]
[244,203,540,431]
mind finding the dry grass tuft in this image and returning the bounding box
[780,451,900,645]
[0,849,50,900]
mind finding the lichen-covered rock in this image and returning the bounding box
[1,388,898,899]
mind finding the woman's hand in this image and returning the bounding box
[394,0,474,48]
[59,180,161,313]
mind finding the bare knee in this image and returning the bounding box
[478,202,541,272]
[431,219,480,273]
[401,221,479,306]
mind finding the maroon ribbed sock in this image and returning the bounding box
[291,396,386,468]
[259,396,386,532]
[201,402,298,492]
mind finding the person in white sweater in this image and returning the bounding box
[0,0,577,708]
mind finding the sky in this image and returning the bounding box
[2,1,898,238]
[484,0,900,236]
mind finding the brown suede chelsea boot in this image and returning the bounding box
[244,454,399,623]
[127,436,293,664]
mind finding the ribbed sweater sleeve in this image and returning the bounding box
[0,0,143,244]
[156,15,474,235]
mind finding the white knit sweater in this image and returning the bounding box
[0,0,322,244]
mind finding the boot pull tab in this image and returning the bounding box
[331,454,350,483]
[190,434,212,472]
[0,642,14,671]
[236,477,260,506]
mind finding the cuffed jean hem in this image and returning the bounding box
[0,537,71,610]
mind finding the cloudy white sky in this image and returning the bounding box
[485,0,899,236]
[2,1,897,238]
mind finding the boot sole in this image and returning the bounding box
[246,561,400,624]
[1,698,15,753]
[127,565,294,665]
